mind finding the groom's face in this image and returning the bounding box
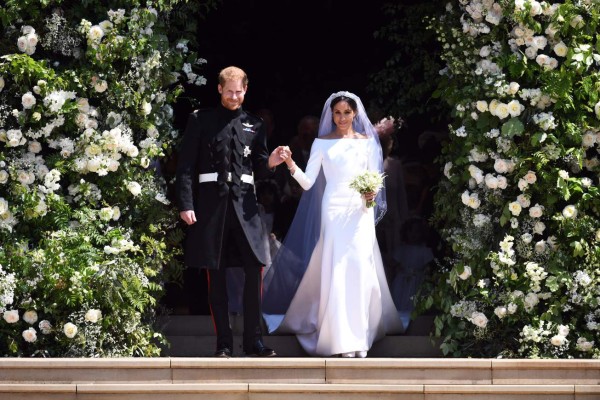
[218,79,246,110]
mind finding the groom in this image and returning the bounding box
[176,66,287,357]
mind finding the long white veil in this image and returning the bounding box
[261,91,387,332]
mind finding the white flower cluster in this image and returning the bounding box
[16,26,39,55]
[0,264,16,313]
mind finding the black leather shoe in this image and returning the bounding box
[244,340,277,357]
[214,346,232,358]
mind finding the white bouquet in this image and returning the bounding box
[349,171,385,208]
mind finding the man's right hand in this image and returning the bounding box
[180,210,197,225]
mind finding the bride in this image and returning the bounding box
[262,91,403,357]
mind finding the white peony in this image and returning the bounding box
[0,170,9,184]
[476,100,488,112]
[63,322,78,338]
[523,171,537,184]
[558,325,570,337]
[22,327,37,343]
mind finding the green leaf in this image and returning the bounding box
[501,117,525,137]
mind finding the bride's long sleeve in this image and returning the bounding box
[291,141,323,190]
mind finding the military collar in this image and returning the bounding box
[218,104,244,119]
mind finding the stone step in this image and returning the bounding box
[1,383,598,400]
[2,358,599,385]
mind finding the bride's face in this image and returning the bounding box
[332,101,356,130]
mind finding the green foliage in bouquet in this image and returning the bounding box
[0,0,218,356]
[417,0,600,358]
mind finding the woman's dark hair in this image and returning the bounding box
[330,95,358,112]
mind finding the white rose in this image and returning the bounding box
[63,322,78,338]
[497,176,507,189]
[470,312,488,328]
[517,194,530,208]
[127,181,142,196]
[534,240,547,254]
[507,82,520,95]
[0,197,8,214]
[140,157,150,169]
[21,92,36,109]
[17,36,28,52]
[84,309,102,323]
[88,25,105,41]
[507,100,523,117]
[94,80,108,93]
[99,207,114,221]
[39,320,52,334]
[562,205,577,218]
[523,171,537,184]
[551,335,566,346]
[28,141,42,153]
[508,201,522,216]
[518,178,528,191]
[0,76,4,92]
[23,310,38,324]
[476,100,488,112]
[0,170,9,184]
[495,103,510,119]
[494,307,507,319]
[533,221,546,234]
[485,174,499,189]
[521,233,533,244]
[525,46,537,59]
[553,42,568,57]
[529,205,543,218]
[458,265,472,280]
[22,327,37,343]
[582,132,596,148]
[3,310,19,323]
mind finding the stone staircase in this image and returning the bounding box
[1,357,599,399]
[158,314,443,357]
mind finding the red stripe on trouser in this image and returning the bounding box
[205,269,218,336]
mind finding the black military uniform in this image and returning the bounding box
[176,104,276,357]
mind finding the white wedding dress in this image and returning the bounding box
[275,138,403,356]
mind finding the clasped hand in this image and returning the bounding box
[268,146,292,168]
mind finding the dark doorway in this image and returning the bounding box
[163,0,421,316]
